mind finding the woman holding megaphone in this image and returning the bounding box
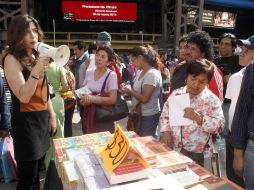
[3,14,56,190]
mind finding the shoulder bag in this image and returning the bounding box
[60,70,76,110]
[126,80,143,133]
[95,71,129,122]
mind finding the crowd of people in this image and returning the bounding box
[0,13,254,190]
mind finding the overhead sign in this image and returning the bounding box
[187,10,236,28]
[62,1,137,22]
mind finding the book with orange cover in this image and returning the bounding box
[97,125,152,184]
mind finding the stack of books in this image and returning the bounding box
[53,130,138,190]
[62,160,79,190]
[74,154,112,190]
[55,127,237,190]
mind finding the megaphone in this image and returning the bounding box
[34,42,70,67]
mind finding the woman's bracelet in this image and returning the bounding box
[198,115,203,125]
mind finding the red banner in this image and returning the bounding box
[62,1,137,22]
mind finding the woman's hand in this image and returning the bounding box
[184,107,202,124]
[80,94,92,106]
[120,83,132,94]
[48,114,57,137]
[32,57,50,79]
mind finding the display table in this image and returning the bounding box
[51,131,244,190]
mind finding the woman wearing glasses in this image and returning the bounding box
[121,45,162,137]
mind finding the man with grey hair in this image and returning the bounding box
[230,34,254,189]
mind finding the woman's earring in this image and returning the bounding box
[185,79,187,84]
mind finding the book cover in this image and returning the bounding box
[147,150,192,170]
[112,146,149,175]
[53,138,62,149]
[202,175,227,189]
[63,160,79,183]
[74,154,102,179]
[188,163,212,180]
[97,125,152,184]
[62,160,79,190]
[65,147,93,161]
[55,148,65,162]
[74,154,112,190]
[168,168,202,188]
[71,136,86,146]
[130,136,171,159]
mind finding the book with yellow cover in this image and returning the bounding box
[97,125,152,185]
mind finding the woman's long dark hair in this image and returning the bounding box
[129,45,161,69]
[6,14,44,66]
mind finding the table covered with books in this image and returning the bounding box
[52,125,244,190]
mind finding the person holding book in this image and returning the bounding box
[80,45,118,133]
[3,14,56,189]
[170,30,224,104]
[160,59,224,166]
[121,45,162,137]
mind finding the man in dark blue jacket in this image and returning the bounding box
[230,35,254,189]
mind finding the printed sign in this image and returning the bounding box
[99,125,130,171]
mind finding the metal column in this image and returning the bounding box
[162,0,204,55]
[0,0,28,40]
